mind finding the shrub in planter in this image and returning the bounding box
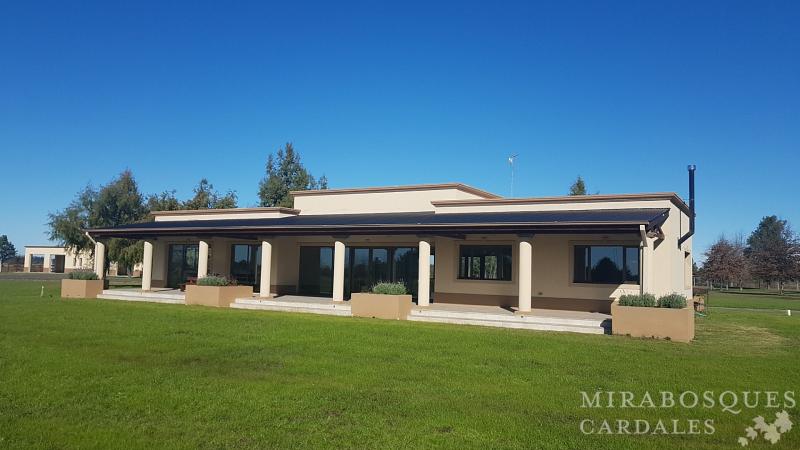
[186,275,250,307]
[196,275,234,286]
[68,270,99,280]
[371,282,408,295]
[351,282,412,320]
[658,293,688,309]
[62,271,104,298]
[618,293,657,307]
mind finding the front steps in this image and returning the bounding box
[231,297,352,317]
[97,289,185,304]
[408,307,609,335]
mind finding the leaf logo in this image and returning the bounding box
[738,411,793,446]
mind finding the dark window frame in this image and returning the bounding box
[573,244,640,285]
[457,245,513,281]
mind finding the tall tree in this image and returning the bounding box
[703,236,747,289]
[0,235,17,263]
[568,176,588,196]
[183,179,237,209]
[258,143,327,207]
[92,170,148,272]
[48,170,148,272]
[745,216,798,294]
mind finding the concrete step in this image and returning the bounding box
[407,309,608,335]
[231,298,352,316]
[97,290,185,304]
[409,308,606,328]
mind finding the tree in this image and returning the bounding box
[147,190,182,212]
[703,236,747,289]
[48,170,148,272]
[745,216,798,294]
[0,235,16,263]
[568,176,588,196]
[183,179,237,210]
[258,143,327,207]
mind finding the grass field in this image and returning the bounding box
[1,280,798,449]
[708,291,800,311]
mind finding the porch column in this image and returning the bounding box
[639,225,655,294]
[418,240,431,306]
[198,240,209,278]
[333,240,346,302]
[43,253,51,273]
[259,240,272,297]
[518,239,532,313]
[142,240,153,291]
[24,252,31,272]
[94,241,106,279]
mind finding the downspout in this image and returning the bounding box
[678,165,696,248]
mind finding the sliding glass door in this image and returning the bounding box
[230,244,262,291]
[298,246,334,296]
[298,245,432,300]
[167,244,199,288]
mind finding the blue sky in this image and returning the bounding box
[1,1,798,259]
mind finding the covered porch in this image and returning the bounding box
[88,207,669,322]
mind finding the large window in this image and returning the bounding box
[573,245,639,285]
[458,245,512,281]
[230,244,261,287]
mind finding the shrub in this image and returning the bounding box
[371,282,408,295]
[67,271,99,280]
[196,275,233,286]
[658,293,688,309]
[618,293,657,307]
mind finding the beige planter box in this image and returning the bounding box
[61,279,105,299]
[350,293,413,320]
[611,302,695,343]
[185,285,253,308]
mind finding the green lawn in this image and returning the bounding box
[1,280,798,449]
[708,291,800,311]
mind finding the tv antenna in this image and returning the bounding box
[508,154,518,197]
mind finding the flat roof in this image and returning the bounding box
[432,192,690,215]
[151,207,299,217]
[88,208,669,238]
[290,183,501,199]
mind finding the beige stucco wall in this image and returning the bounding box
[433,234,642,301]
[433,198,676,214]
[293,188,487,215]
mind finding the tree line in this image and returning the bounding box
[700,216,800,294]
[46,143,325,271]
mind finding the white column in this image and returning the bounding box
[142,241,153,291]
[418,240,431,306]
[641,238,654,294]
[333,240,346,301]
[24,252,31,272]
[94,241,106,279]
[198,240,209,278]
[518,239,532,313]
[259,240,272,297]
[43,253,51,272]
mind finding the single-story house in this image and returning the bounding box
[86,175,695,317]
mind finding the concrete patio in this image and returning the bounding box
[94,289,611,335]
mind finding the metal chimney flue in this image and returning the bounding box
[678,165,696,247]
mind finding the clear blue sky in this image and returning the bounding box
[1,1,798,259]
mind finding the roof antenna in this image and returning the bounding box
[508,154,518,197]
